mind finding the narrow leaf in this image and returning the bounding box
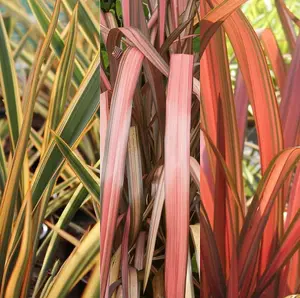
[164,54,193,298]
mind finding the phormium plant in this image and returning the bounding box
[200,0,300,297]
[100,0,200,297]
[0,0,100,297]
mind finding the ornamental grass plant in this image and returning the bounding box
[100,0,200,297]
[0,0,100,297]
[200,0,300,297]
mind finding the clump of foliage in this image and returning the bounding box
[200,0,300,297]
[0,0,100,297]
[100,0,200,297]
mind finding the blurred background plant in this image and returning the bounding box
[0,0,100,297]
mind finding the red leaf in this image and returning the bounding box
[260,28,286,93]
[234,71,248,152]
[280,36,300,148]
[239,148,300,294]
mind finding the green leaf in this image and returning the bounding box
[42,5,79,151]
[33,183,89,296]
[30,52,100,206]
[0,14,23,152]
[28,0,85,86]
[44,222,100,298]
[52,132,100,200]
[62,0,99,49]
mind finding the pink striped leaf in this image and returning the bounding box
[105,12,118,29]
[100,91,109,170]
[122,0,149,36]
[158,0,167,46]
[147,7,158,30]
[100,47,144,298]
[106,27,200,100]
[121,0,130,27]
[100,65,112,92]
[164,54,193,298]
[100,9,108,44]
